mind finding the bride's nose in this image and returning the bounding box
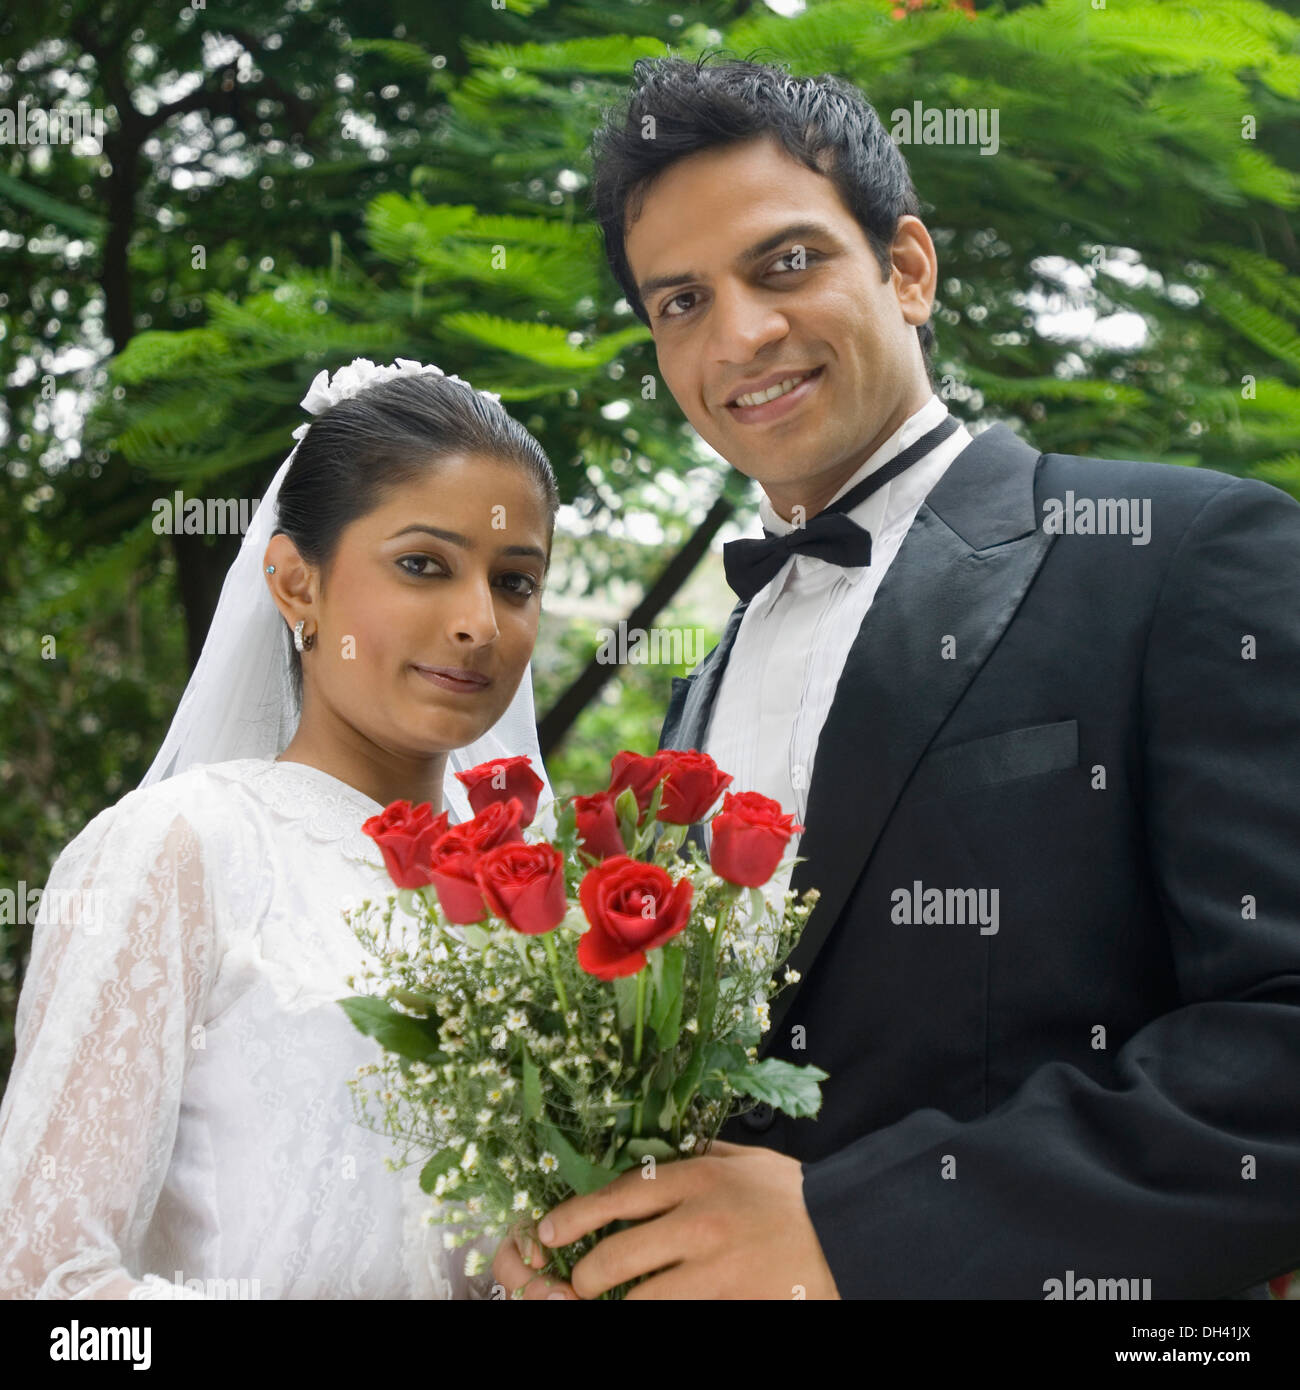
[445,571,500,646]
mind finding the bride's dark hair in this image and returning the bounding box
[273,371,559,705]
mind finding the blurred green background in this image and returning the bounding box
[1,2,1298,1302]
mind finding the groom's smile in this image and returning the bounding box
[622,133,938,522]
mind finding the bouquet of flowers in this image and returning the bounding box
[338,749,827,1298]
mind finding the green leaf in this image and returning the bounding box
[613,786,640,846]
[418,1148,460,1194]
[459,923,492,950]
[440,312,649,369]
[723,1059,830,1119]
[388,988,440,1017]
[338,996,442,1063]
[649,944,684,1052]
[747,886,768,928]
[623,1138,676,1163]
[612,973,640,1032]
[539,1123,621,1196]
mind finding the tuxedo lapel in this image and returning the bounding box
[659,598,751,856]
[762,422,1054,1051]
[659,597,751,755]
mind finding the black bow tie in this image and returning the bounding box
[722,414,961,601]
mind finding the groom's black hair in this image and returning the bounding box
[588,53,936,379]
[273,371,559,707]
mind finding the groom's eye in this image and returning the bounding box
[659,291,697,320]
[658,251,820,320]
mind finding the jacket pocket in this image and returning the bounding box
[908,718,1079,801]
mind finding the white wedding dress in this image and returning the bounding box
[0,756,499,1300]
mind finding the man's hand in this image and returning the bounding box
[534,1139,841,1299]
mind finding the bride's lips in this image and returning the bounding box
[411,664,493,694]
[725,366,824,425]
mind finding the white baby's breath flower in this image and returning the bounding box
[783,967,801,984]
[504,1009,528,1031]
[679,1134,697,1152]
[467,1196,484,1215]
[464,1249,488,1277]
[461,1142,479,1171]
[487,1088,504,1105]
[476,1109,493,1127]
[537,1152,559,1174]
[512,1190,531,1212]
[483,984,504,1003]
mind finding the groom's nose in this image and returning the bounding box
[707,281,790,371]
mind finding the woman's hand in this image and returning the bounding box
[491,1224,578,1299]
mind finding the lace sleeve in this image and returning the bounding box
[0,795,220,1299]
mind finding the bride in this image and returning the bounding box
[0,358,560,1299]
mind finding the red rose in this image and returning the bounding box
[656,750,733,826]
[458,796,527,851]
[362,800,450,889]
[709,790,804,888]
[428,830,488,924]
[577,855,694,980]
[455,755,545,827]
[475,842,567,935]
[572,790,626,861]
[607,750,672,816]
[424,800,525,924]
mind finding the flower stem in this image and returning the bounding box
[542,932,570,1025]
[633,968,648,1064]
[632,969,649,1135]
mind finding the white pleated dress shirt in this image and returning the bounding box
[701,394,973,905]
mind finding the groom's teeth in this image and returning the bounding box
[734,372,813,408]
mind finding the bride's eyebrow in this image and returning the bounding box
[386,523,546,563]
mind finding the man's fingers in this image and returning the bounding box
[541,1164,687,1248]
[568,1211,698,1300]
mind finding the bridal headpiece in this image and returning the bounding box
[291,356,503,442]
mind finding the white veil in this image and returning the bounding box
[140,358,556,831]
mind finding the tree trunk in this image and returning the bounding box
[537,492,734,756]
[169,531,241,669]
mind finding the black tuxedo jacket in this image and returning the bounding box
[657,422,1300,1299]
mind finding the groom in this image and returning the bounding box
[498,57,1300,1299]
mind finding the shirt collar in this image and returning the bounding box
[758,393,951,537]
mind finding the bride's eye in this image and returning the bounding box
[499,572,540,600]
[397,555,444,578]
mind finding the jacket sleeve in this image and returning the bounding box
[0,795,220,1299]
[799,476,1300,1298]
